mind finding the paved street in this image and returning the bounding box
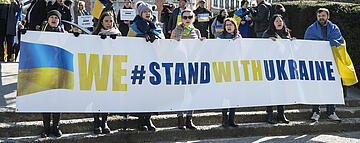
[183,131,360,143]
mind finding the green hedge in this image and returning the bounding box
[277,1,360,87]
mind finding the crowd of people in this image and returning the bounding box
[0,0,353,138]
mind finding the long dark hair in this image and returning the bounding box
[216,9,227,23]
[264,14,290,37]
[92,12,119,35]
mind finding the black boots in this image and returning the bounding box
[41,113,51,138]
[178,116,185,130]
[185,116,197,130]
[266,106,290,124]
[222,115,238,127]
[228,115,238,127]
[93,113,110,134]
[138,114,156,131]
[221,115,229,127]
[41,113,62,138]
[52,113,62,137]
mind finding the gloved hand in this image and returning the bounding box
[144,32,156,43]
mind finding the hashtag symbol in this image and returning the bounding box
[131,65,146,84]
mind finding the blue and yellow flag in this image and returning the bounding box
[17,42,74,96]
[305,21,358,86]
[92,0,107,19]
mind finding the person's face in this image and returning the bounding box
[179,0,186,8]
[48,15,59,28]
[79,4,84,10]
[274,17,284,30]
[221,10,228,17]
[124,0,131,8]
[182,12,194,26]
[225,21,235,34]
[242,2,248,8]
[199,1,205,8]
[102,15,114,30]
[141,10,152,21]
[317,11,329,26]
[57,0,62,4]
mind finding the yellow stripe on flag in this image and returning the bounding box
[331,41,358,86]
[92,0,105,19]
[17,68,74,96]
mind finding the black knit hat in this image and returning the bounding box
[47,10,62,21]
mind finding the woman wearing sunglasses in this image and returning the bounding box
[170,9,205,41]
[170,9,204,130]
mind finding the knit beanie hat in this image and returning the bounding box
[47,10,62,22]
[137,3,152,16]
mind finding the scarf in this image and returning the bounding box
[99,27,120,35]
[181,24,194,37]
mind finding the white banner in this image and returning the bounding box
[120,9,136,21]
[78,15,94,28]
[16,31,344,112]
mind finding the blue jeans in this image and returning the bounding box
[177,110,193,117]
[312,104,335,116]
[222,108,235,116]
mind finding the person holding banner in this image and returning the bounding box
[211,9,227,38]
[262,14,293,124]
[47,0,72,32]
[91,11,120,134]
[128,3,164,41]
[305,8,358,122]
[193,0,212,38]
[216,18,241,127]
[170,9,204,130]
[116,0,133,36]
[39,10,64,138]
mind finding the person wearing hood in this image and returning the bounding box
[47,0,72,32]
[39,10,64,138]
[211,9,227,38]
[216,18,241,127]
[91,11,120,134]
[193,0,212,38]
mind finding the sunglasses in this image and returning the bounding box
[182,16,193,20]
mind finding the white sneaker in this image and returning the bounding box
[328,113,341,122]
[311,112,320,122]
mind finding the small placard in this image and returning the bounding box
[78,15,94,28]
[198,13,209,22]
[120,9,136,21]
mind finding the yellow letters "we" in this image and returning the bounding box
[78,54,127,91]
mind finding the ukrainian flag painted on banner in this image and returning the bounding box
[305,21,358,86]
[17,42,74,96]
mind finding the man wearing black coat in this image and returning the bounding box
[24,0,47,30]
[246,0,271,37]
[193,0,212,38]
[167,0,187,34]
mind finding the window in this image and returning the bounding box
[220,0,223,8]
[214,0,218,7]
[225,0,229,9]
[231,0,234,9]
[236,0,239,8]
